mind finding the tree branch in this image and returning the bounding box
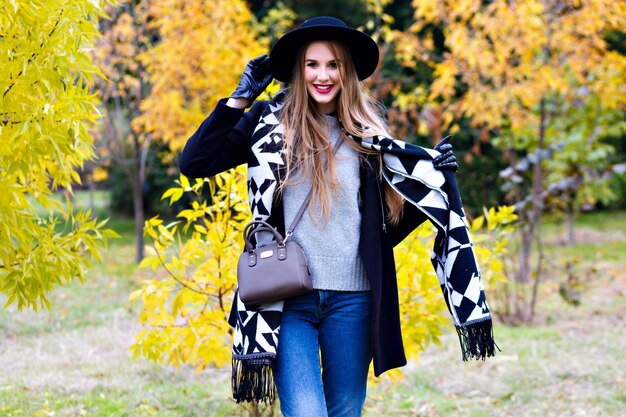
[151,241,213,297]
[3,8,65,99]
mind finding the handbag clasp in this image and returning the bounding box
[277,245,287,260]
[247,253,257,267]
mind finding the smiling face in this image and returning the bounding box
[303,41,342,114]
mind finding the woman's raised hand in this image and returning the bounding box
[433,136,459,172]
[230,54,274,107]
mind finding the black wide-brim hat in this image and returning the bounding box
[270,16,379,83]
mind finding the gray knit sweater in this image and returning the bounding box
[281,115,370,291]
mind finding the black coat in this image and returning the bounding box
[179,98,427,376]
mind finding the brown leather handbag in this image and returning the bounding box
[236,135,344,305]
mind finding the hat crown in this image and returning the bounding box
[300,16,348,29]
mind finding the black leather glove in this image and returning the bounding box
[231,54,274,106]
[433,136,458,172]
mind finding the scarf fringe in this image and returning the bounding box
[455,319,499,361]
[231,357,276,404]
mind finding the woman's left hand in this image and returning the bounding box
[433,136,458,172]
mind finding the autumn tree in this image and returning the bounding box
[95,0,284,264]
[133,0,274,154]
[392,0,626,322]
[0,0,117,310]
[94,0,157,263]
[124,0,289,338]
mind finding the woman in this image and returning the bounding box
[180,16,495,417]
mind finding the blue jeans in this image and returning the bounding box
[274,290,372,417]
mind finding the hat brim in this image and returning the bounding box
[270,25,379,83]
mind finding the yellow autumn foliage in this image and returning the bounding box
[133,0,274,154]
[131,167,248,370]
[401,0,626,134]
[0,0,118,310]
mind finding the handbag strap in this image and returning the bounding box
[243,221,285,251]
[285,133,345,242]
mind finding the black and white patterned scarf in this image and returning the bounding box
[231,92,496,403]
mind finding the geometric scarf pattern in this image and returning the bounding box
[351,134,494,328]
[349,133,497,360]
[231,97,288,404]
[232,92,496,404]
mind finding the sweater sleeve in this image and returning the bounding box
[178,98,267,179]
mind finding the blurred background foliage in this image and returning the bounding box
[96,0,625,223]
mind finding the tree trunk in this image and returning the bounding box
[514,96,547,322]
[515,222,534,321]
[566,202,575,245]
[132,179,145,264]
[131,140,149,264]
[529,225,544,320]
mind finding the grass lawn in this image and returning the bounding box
[1,203,624,416]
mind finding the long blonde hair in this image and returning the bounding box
[278,40,404,225]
